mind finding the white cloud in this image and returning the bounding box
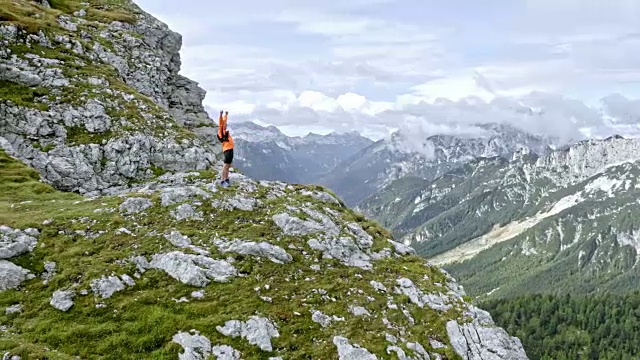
[132,0,640,142]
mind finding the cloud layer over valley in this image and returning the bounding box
[134,0,640,142]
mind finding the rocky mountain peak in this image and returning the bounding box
[532,135,640,187]
[321,121,557,207]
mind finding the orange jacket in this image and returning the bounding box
[218,112,234,152]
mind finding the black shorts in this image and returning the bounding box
[223,149,234,164]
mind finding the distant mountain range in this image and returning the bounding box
[233,121,640,300]
[320,123,558,206]
[232,122,561,207]
[230,122,373,184]
[357,135,640,299]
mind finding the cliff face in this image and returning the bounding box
[0,0,218,195]
[0,1,529,359]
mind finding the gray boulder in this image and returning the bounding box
[211,239,292,264]
[119,197,153,215]
[0,260,33,291]
[216,316,279,352]
[446,320,528,360]
[0,226,38,259]
[394,278,452,311]
[308,237,372,270]
[147,251,237,287]
[90,276,126,299]
[172,331,212,360]
[333,336,378,360]
[50,290,75,311]
[4,304,22,315]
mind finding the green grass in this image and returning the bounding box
[65,125,112,145]
[0,80,50,111]
[0,149,468,359]
[0,0,137,34]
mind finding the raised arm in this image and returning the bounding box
[218,110,226,137]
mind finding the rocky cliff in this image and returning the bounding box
[0,1,528,359]
[0,0,218,196]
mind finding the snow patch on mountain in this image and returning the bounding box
[616,231,640,264]
[584,176,624,197]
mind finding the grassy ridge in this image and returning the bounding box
[0,0,136,34]
[0,150,464,359]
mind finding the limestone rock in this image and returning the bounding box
[311,310,333,328]
[388,239,416,256]
[300,189,340,205]
[370,281,388,292]
[216,316,279,352]
[172,331,212,360]
[191,290,205,299]
[165,231,209,255]
[41,261,56,284]
[272,213,325,236]
[0,260,33,291]
[90,276,126,299]
[0,226,38,259]
[347,223,373,248]
[394,278,451,311]
[308,237,372,270]
[212,194,258,211]
[171,204,204,221]
[311,309,345,328]
[50,290,75,311]
[406,342,431,360]
[119,197,153,215]
[4,304,22,315]
[349,305,371,317]
[172,330,244,360]
[161,186,211,206]
[302,208,341,236]
[211,238,292,264]
[211,345,242,360]
[147,251,237,287]
[446,320,528,360]
[333,336,378,360]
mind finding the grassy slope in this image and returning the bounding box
[0,149,465,359]
[0,0,137,34]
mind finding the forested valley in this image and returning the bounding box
[481,292,640,360]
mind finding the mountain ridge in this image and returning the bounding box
[357,134,640,300]
[322,122,557,207]
[231,121,373,184]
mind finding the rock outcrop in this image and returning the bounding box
[0,0,219,195]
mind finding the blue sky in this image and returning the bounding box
[133,0,640,141]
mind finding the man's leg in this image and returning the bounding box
[221,149,231,183]
[223,149,233,182]
[222,163,230,181]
